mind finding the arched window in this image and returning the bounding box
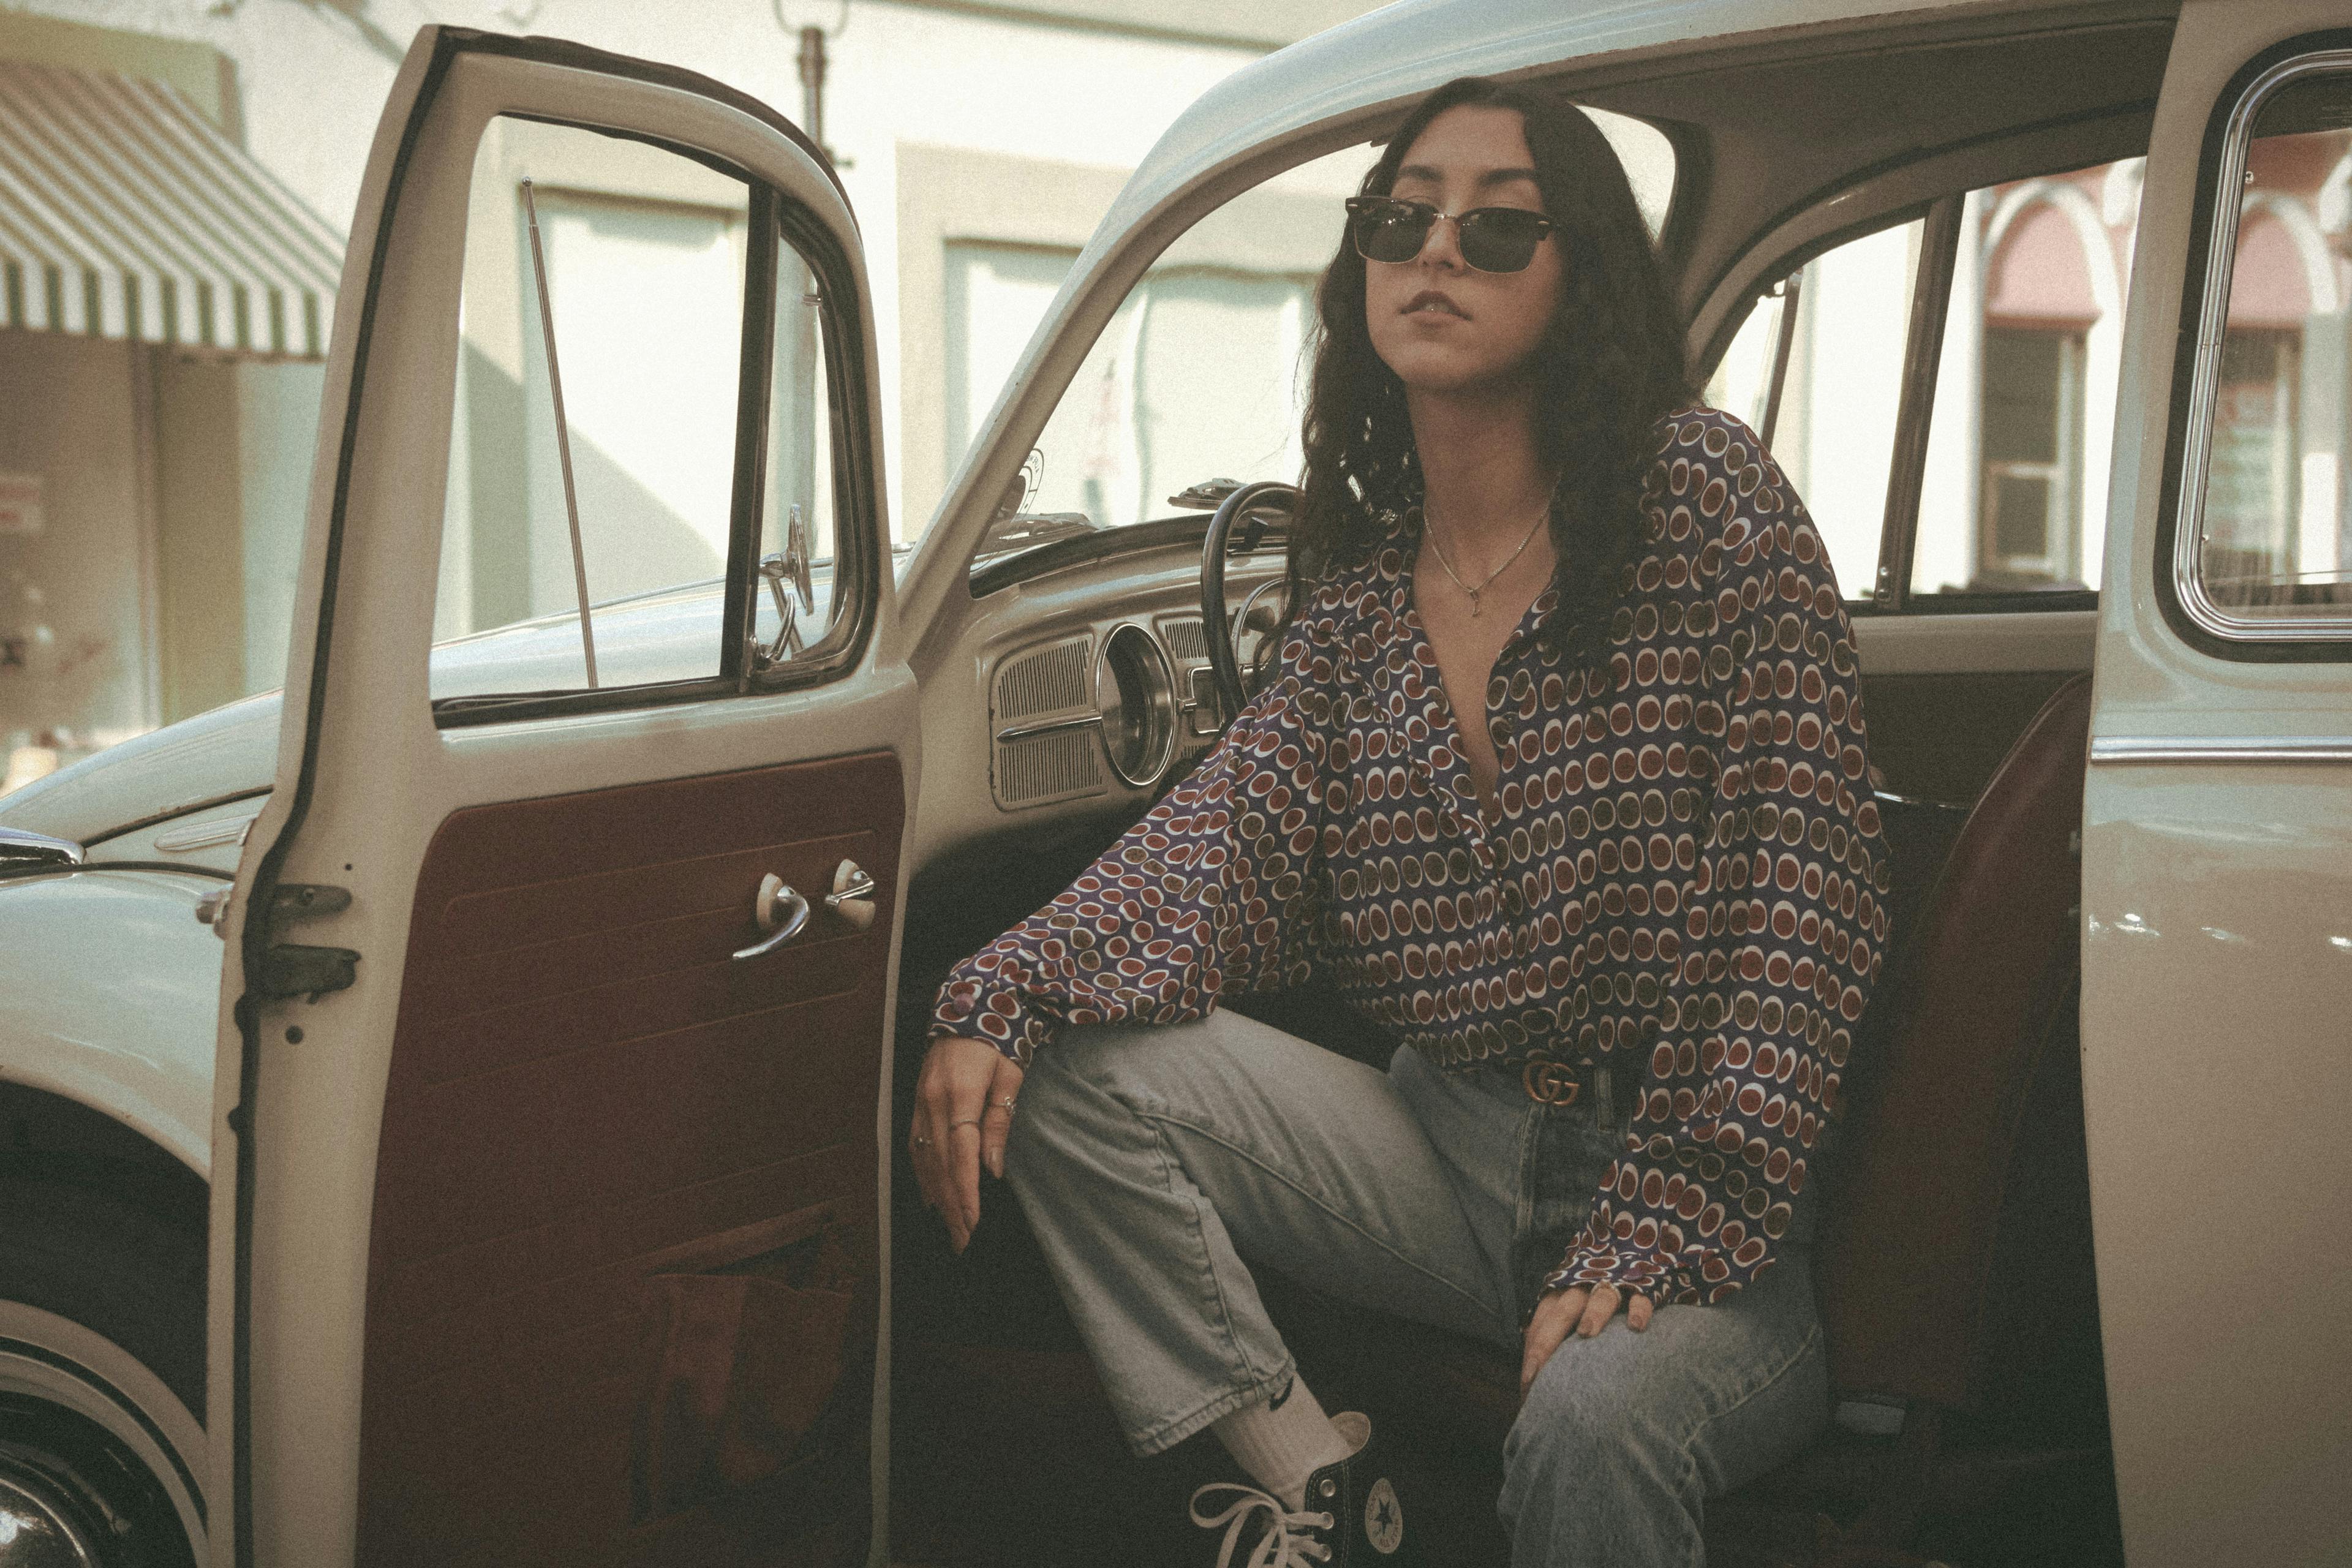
[1977,194,2105,586]
[2205,206,2321,593]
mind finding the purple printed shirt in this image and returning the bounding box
[930,405,1888,1305]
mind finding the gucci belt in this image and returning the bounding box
[1518,1050,1585,1107]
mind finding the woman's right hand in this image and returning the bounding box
[909,1034,1026,1253]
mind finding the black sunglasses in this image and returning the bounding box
[1344,195,1557,273]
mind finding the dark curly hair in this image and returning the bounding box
[1288,77,1694,678]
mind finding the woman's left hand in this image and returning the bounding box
[1520,1284,1654,1397]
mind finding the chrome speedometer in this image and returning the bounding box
[1095,623,1178,788]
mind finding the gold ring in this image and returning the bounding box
[950,1117,981,1129]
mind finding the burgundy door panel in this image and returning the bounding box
[356,751,902,1567]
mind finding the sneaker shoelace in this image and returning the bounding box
[1188,1481,1336,1568]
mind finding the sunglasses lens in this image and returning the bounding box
[1459,209,1549,273]
[1347,198,1551,273]
[1349,199,1435,264]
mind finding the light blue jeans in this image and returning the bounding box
[1000,1006,1828,1567]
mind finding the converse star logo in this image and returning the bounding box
[1365,1477,1404,1554]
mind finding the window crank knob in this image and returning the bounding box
[825,859,877,929]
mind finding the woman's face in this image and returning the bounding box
[1363,105,1563,398]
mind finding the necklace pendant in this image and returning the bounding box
[1466,590,1483,617]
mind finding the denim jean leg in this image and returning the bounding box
[1000,1011,1519,1459]
[1498,1245,1830,1567]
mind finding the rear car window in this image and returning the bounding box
[2169,46,2352,644]
[1705,154,2148,609]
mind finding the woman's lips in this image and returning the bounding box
[1402,290,1468,318]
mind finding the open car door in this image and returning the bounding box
[205,29,913,1566]
[2085,2,2352,1562]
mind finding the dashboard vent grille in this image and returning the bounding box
[994,635,1093,723]
[995,728,1104,807]
[1158,616,1207,663]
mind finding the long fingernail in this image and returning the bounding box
[989,1152,1003,1178]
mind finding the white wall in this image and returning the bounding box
[0,331,157,752]
[233,356,325,692]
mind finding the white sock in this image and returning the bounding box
[1208,1370,1357,1512]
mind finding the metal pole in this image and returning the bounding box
[519,178,598,688]
[798,26,826,151]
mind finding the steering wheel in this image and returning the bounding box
[1200,480,1300,727]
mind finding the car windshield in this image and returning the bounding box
[951,109,1675,568]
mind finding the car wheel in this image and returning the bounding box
[0,1179,205,1567]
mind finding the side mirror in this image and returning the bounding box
[780,500,816,616]
[757,504,818,665]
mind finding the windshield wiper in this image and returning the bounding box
[971,510,1098,564]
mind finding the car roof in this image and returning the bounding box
[1106,0,2101,252]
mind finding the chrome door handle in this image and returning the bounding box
[823,860,877,929]
[732,873,812,960]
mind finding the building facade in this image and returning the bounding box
[0,0,1378,786]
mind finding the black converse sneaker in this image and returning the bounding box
[1188,1411,1417,1567]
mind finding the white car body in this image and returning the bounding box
[0,1,2343,1564]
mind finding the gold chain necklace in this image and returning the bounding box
[1422,496,1550,617]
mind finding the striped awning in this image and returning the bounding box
[0,59,344,358]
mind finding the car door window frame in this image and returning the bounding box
[766,187,883,690]
[1698,199,1950,612]
[428,118,880,731]
[1701,158,2135,620]
[1873,192,1968,612]
[2154,30,2352,662]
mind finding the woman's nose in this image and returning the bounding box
[1416,211,1467,270]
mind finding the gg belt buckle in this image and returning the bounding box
[1521,1050,1580,1107]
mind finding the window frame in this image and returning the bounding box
[2155,32,2352,660]
[1872,191,1966,612]
[1977,323,2089,585]
[431,134,880,729]
[1697,146,2150,622]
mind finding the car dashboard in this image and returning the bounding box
[919,538,1287,864]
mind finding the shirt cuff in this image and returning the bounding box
[1542,1243,1697,1306]
[929,984,1044,1069]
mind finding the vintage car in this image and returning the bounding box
[1,0,2346,1564]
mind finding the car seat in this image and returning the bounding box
[1254,672,2109,1566]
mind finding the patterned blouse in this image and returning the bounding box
[931,405,1888,1306]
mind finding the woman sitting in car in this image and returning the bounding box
[910,74,1888,1568]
